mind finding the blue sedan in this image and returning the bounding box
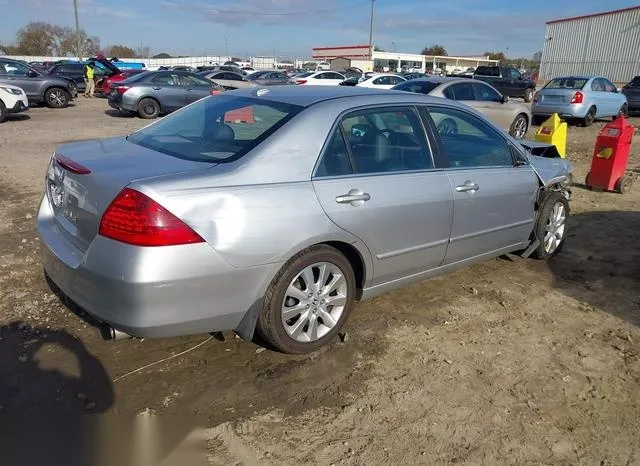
[532,76,628,126]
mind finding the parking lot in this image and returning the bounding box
[1,99,640,464]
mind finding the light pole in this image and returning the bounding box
[225,38,229,60]
[73,0,81,59]
[368,0,375,59]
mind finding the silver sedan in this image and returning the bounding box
[392,77,532,139]
[38,87,572,353]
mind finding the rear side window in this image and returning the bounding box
[151,73,178,85]
[393,80,439,94]
[427,106,513,168]
[315,107,433,177]
[545,77,588,90]
[128,96,302,163]
[476,66,498,77]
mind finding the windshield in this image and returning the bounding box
[128,95,303,163]
[544,77,588,90]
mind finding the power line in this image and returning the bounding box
[164,0,370,16]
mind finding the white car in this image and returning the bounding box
[0,83,28,123]
[291,71,346,86]
[357,73,406,90]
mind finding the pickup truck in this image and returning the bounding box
[473,66,536,102]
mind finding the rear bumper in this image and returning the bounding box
[37,194,273,338]
[531,102,588,119]
[107,92,136,112]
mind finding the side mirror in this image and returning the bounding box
[616,88,622,93]
[28,70,39,78]
[501,95,509,103]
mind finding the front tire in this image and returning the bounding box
[524,88,534,103]
[257,245,356,354]
[45,87,70,108]
[0,100,7,123]
[532,192,569,260]
[137,98,160,119]
[618,104,628,119]
[509,114,529,139]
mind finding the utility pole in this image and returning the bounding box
[368,0,375,59]
[73,0,81,59]
[225,38,229,59]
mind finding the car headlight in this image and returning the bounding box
[0,86,23,95]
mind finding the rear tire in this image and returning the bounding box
[509,114,529,139]
[256,245,356,354]
[137,98,160,119]
[531,192,570,260]
[45,87,70,108]
[524,88,534,103]
[582,106,596,127]
[615,175,632,194]
[0,100,7,123]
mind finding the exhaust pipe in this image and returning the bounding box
[107,326,133,341]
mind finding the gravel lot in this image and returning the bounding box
[1,98,640,465]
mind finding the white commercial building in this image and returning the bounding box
[312,45,497,73]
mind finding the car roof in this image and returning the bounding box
[225,85,447,107]
[551,75,596,80]
[404,76,473,84]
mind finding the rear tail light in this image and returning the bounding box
[55,155,91,175]
[570,91,584,104]
[99,188,204,247]
[295,79,307,85]
[115,86,130,94]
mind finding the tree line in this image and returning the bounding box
[0,22,158,59]
[419,45,542,70]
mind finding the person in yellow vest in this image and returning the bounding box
[83,62,95,98]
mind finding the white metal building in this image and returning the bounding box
[540,6,640,84]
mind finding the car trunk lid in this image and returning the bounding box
[46,136,216,252]
[540,90,574,104]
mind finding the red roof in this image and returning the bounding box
[546,5,640,24]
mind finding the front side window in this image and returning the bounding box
[428,106,513,168]
[509,68,521,79]
[473,82,501,102]
[0,60,30,76]
[316,107,433,177]
[128,96,302,163]
[602,79,617,92]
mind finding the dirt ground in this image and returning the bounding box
[1,99,639,465]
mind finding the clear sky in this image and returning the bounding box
[1,0,637,58]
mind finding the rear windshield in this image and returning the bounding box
[544,78,588,90]
[127,95,303,163]
[393,80,440,94]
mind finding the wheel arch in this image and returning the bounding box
[137,95,163,112]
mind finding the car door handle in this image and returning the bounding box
[456,181,480,192]
[335,189,371,205]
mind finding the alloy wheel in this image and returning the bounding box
[543,202,566,253]
[281,262,348,343]
[50,90,66,107]
[512,116,528,139]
